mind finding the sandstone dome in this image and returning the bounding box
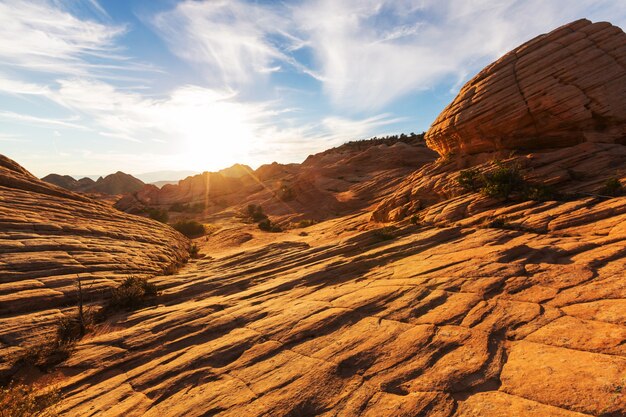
[425,19,626,156]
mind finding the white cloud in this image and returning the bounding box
[43,77,401,169]
[294,0,626,110]
[3,0,626,176]
[0,0,126,76]
[153,0,626,111]
[152,0,306,87]
[0,75,52,95]
[0,133,24,142]
[0,110,88,130]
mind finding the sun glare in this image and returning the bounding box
[165,87,258,172]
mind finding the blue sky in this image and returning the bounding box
[1,0,625,177]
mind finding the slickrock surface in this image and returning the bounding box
[425,19,626,156]
[0,155,189,368]
[48,185,625,416]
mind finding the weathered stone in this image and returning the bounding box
[425,19,626,156]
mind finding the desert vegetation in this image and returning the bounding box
[172,219,206,238]
[146,207,169,223]
[601,177,624,196]
[0,382,61,417]
[457,162,559,201]
[106,276,159,311]
[322,132,425,155]
[242,204,282,232]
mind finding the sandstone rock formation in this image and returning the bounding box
[2,19,626,417]
[116,140,437,222]
[425,19,626,156]
[0,155,189,373]
[42,171,145,195]
[38,169,626,416]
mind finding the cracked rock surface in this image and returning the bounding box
[48,190,625,416]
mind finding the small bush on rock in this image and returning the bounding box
[108,277,158,311]
[258,218,282,233]
[457,168,481,191]
[601,178,624,196]
[172,220,205,238]
[190,243,201,259]
[480,163,524,200]
[147,208,168,223]
[245,204,268,222]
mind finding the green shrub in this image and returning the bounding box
[458,163,527,200]
[373,227,396,241]
[258,218,282,233]
[246,204,267,222]
[56,316,87,345]
[15,339,74,372]
[189,202,205,213]
[190,243,201,259]
[522,183,559,202]
[294,219,316,228]
[172,219,205,238]
[601,178,624,196]
[147,207,168,223]
[480,163,524,200]
[108,277,158,311]
[457,168,481,192]
[484,216,516,230]
[169,202,189,212]
[0,382,61,417]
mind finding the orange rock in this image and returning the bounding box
[425,19,626,156]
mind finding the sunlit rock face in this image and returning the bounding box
[425,19,626,156]
[0,154,189,321]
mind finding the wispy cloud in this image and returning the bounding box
[0,74,52,96]
[153,0,626,111]
[0,133,25,142]
[294,0,626,110]
[0,0,126,76]
[0,110,88,130]
[152,0,310,87]
[2,0,625,176]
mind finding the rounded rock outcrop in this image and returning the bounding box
[425,19,626,156]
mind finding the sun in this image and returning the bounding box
[169,88,258,172]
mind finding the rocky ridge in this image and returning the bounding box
[116,139,437,222]
[42,171,145,195]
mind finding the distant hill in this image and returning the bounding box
[42,171,144,195]
[41,174,84,191]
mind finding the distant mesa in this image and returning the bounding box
[42,171,145,195]
[425,19,626,156]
